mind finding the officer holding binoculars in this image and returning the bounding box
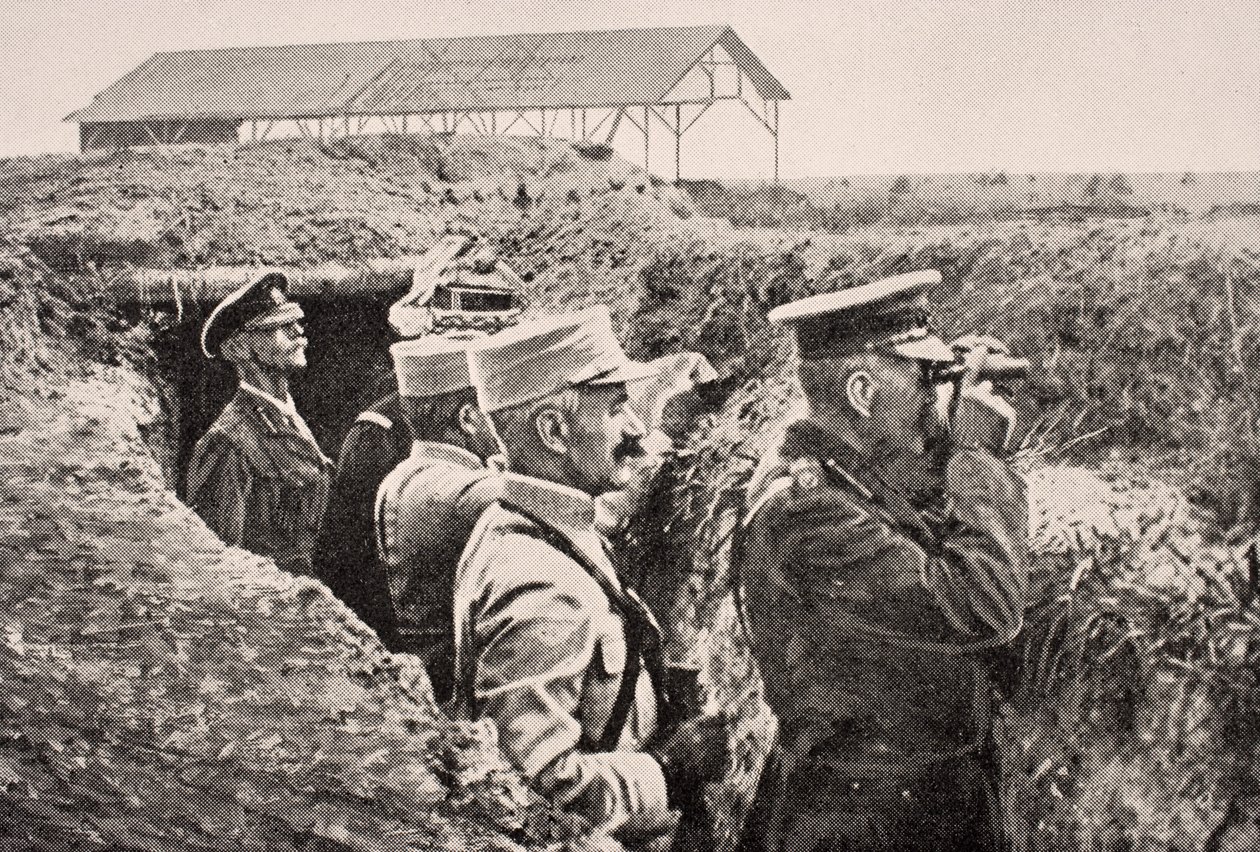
[736,270,1030,852]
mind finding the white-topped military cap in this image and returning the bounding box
[390,333,481,399]
[768,269,954,363]
[468,305,657,412]
[200,271,305,360]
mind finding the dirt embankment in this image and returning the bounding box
[4,135,1260,851]
[0,247,600,850]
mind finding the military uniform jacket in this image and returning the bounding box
[738,418,1029,763]
[187,385,333,577]
[376,441,500,703]
[455,473,675,842]
[313,393,410,647]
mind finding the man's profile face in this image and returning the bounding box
[241,320,308,371]
[564,382,648,496]
[865,355,943,456]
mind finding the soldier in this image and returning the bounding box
[374,334,502,703]
[457,307,729,846]
[312,385,409,646]
[314,236,521,644]
[187,272,333,577]
[737,270,1029,852]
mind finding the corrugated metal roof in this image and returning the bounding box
[67,25,789,124]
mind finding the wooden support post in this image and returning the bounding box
[674,103,681,183]
[604,109,624,145]
[772,100,780,184]
[643,105,650,174]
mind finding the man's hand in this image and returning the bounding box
[649,713,731,814]
[629,353,718,431]
[951,346,1017,455]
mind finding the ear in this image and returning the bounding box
[533,406,570,455]
[845,370,876,418]
[219,333,252,364]
[457,401,479,436]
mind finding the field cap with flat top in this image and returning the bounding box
[468,305,657,413]
[768,269,955,363]
[200,272,305,359]
[390,332,482,399]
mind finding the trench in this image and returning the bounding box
[26,223,1260,851]
[148,294,402,498]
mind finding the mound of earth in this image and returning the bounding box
[0,134,696,273]
[3,134,1260,851]
[0,248,609,851]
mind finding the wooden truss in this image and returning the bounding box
[234,46,783,182]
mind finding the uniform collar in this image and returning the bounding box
[500,473,598,532]
[236,382,331,466]
[411,441,485,471]
[239,381,299,420]
[500,473,624,594]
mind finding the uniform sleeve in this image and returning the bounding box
[768,449,1028,643]
[922,449,1030,638]
[472,536,672,839]
[186,433,250,548]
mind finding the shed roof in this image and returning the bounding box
[68,25,788,124]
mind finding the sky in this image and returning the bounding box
[3,0,1257,178]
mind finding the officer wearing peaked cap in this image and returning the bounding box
[455,306,730,846]
[187,272,333,577]
[369,333,502,704]
[737,271,1029,852]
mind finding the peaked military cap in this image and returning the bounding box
[468,306,657,413]
[390,332,483,399]
[200,272,305,359]
[768,269,954,363]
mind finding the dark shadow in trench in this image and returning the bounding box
[152,295,400,500]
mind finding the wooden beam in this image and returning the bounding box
[738,94,775,134]
[643,106,650,173]
[773,100,780,184]
[681,102,714,135]
[604,109,625,144]
[674,104,681,182]
[99,258,434,305]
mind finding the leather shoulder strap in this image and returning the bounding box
[499,509,651,753]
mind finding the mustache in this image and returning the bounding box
[612,435,646,463]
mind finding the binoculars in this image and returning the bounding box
[939,352,1032,383]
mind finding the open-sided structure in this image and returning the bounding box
[67,25,789,180]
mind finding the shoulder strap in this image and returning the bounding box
[501,509,658,753]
